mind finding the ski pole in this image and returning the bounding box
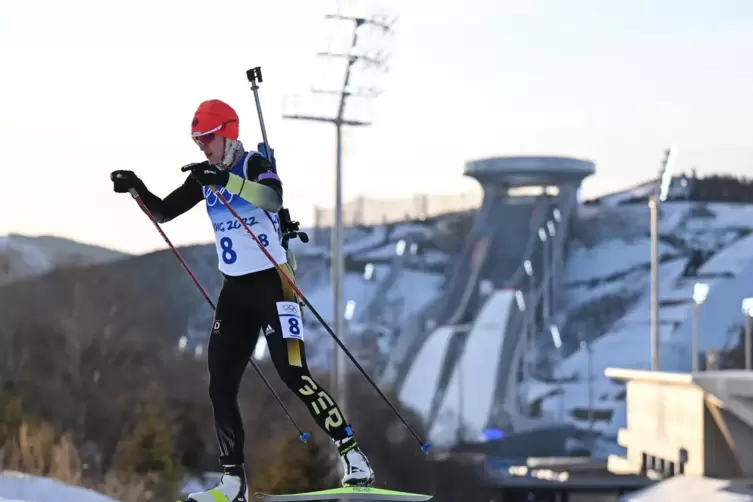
[209,185,430,452]
[126,188,310,443]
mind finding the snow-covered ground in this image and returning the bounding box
[287,238,447,369]
[0,471,117,502]
[527,199,753,455]
[238,220,452,369]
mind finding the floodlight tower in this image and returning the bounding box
[283,5,394,414]
[649,145,678,371]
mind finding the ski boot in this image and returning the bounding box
[336,437,375,487]
[185,464,248,502]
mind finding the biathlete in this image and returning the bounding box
[110,99,375,502]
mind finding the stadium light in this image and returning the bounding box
[550,324,562,349]
[693,283,710,304]
[650,145,679,371]
[524,260,533,277]
[344,299,357,321]
[363,262,374,280]
[742,297,753,316]
[692,282,709,372]
[742,297,753,370]
[515,290,526,311]
[659,144,678,202]
[396,239,406,256]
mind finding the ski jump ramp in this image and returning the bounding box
[425,290,516,446]
[385,156,595,444]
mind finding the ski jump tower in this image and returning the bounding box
[384,155,595,447]
[431,155,596,334]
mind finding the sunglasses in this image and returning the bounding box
[193,132,216,147]
[191,119,236,147]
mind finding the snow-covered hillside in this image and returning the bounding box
[0,471,117,502]
[4,174,753,464]
[527,199,753,456]
[0,234,130,286]
[0,214,465,377]
[249,219,457,370]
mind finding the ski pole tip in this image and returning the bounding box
[421,443,431,453]
[300,432,310,442]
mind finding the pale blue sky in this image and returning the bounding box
[2,0,752,254]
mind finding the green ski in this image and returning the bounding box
[253,486,433,501]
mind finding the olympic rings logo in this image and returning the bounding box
[282,304,298,312]
[204,186,235,207]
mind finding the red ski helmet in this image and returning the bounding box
[191,99,239,141]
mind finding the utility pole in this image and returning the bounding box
[283,4,394,429]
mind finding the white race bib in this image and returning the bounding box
[277,301,304,341]
[204,186,287,276]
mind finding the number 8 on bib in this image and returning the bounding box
[277,301,304,341]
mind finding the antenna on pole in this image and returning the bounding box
[282,1,394,477]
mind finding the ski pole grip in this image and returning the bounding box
[246,66,263,84]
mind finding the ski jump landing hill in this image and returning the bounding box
[380,155,595,448]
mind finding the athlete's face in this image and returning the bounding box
[194,133,225,165]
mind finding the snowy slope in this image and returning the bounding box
[7,174,753,464]
[0,471,117,502]
[0,234,129,286]
[526,199,753,455]
[0,219,452,374]
[165,220,452,368]
[285,229,448,369]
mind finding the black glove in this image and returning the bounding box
[181,162,229,187]
[110,170,141,193]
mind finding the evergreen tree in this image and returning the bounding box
[112,385,182,491]
[252,433,335,494]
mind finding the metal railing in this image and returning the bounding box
[313,192,482,228]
